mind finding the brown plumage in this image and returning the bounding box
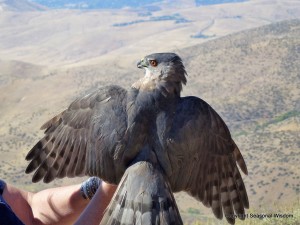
[25,53,249,224]
[101,161,183,225]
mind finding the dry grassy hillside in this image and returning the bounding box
[1,0,299,67]
[177,19,300,217]
[0,18,299,224]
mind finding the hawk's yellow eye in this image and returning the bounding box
[149,60,157,67]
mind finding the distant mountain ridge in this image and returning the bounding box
[0,0,46,11]
[29,0,248,9]
[195,0,246,6]
[29,0,163,9]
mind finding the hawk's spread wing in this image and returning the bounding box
[166,96,249,224]
[25,85,127,184]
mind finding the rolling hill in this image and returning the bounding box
[0,0,46,11]
[29,0,247,9]
[1,0,299,67]
[0,0,299,223]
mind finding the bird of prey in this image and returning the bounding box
[25,53,249,224]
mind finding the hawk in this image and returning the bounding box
[25,53,249,224]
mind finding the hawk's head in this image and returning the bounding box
[136,53,187,95]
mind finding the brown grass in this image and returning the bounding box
[0,3,299,223]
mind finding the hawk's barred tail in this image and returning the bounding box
[100,161,183,225]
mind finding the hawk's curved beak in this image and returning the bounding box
[137,58,147,69]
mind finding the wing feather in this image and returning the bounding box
[221,157,235,224]
[212,159,222,219]
[56,130,76,178]
[25,85,127,183]
[167,96,248,224]
[66,130,82,177]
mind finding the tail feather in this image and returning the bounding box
[100,161,183,225]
